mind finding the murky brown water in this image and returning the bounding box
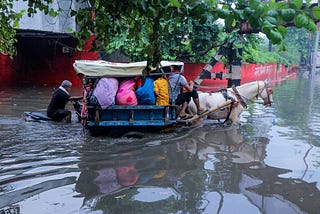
[1,75,320,214]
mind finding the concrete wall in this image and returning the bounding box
[12,0,88,33]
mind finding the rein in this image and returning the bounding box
[257,81,273,106]
[230,81,273,106]
[199,80,273,124]
[231,85,248,108]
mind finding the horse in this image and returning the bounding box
[188,80,273,124]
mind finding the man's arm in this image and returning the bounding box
[69,96,83,101]
[183,80,194,92]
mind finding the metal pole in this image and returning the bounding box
[311,30,319,78]
[268,40,272,52]
[307,34,311,69]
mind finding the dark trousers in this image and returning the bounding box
[49,109,71,122]
[175,89,199,105]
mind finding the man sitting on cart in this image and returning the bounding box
[168,65,208,120]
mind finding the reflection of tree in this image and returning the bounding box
[5,78,320,213]
[0,176,76,210]
[197,125,320,214]
[0,205,20,214]
[243,165,320,214]
[274,78,312,133]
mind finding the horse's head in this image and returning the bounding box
[257,80,273,106]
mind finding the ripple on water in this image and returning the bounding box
[309,113,320,137]
[1,80,320,213]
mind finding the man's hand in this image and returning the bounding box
[70,96,83,101]
[189,81,194,87]
[183,80,194,92]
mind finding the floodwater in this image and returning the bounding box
[0,74,320,214]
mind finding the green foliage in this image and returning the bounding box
[70,0,320,67]
[159,19,221,62]
[0,0,21,58]
[73,0,223,67]
[0,0,58,58]
[280,9,296,22]
[241,33,289,65]
[279,27,311,64]
[243,48,290,65]
[312,6,320,19]
[1,0,319,68]
[243,27,310,66]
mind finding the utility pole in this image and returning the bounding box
[311,23,320,79]
[268,40,272,52]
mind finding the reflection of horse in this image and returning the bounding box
[188,80,273,123]
[180,126,268,166]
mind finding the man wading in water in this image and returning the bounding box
[47,80,79,122]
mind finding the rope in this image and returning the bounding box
[231,85,248,108]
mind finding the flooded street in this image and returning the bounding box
[1,75,320,214]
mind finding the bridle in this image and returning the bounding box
[231,81,273,107]
[256,81,273,106]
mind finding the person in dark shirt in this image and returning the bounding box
[47,80,74,122]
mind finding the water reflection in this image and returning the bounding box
[242,165,320,214]
[269,76,320,188]
[274,76,320,145]
[1,78,320,214]
[74,125,270,213]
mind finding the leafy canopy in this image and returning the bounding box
[1,0,320,66]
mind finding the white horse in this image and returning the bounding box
[188,80,273,124]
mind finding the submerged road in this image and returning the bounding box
[0,75,320,214]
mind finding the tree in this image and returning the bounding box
[281,27,313,65]
[0,0,24,58]
[1,0,320,67]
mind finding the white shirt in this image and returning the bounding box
[59,86,69,95]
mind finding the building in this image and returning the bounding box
[0,0,97,85]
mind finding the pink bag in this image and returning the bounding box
[94,168,121,194]
[93,78,119,109]
[116,79,138,105]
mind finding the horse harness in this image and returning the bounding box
[208,81,273,123]
[231,85,248,108]
[213,88,240,123]
[257,81,273,106]
[229,81,273,107]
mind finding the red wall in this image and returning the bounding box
[0,54,14,82]
[184,62,297,91]
[184,62,228,91]
[0,36,98,86]
[1,45,297,89]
